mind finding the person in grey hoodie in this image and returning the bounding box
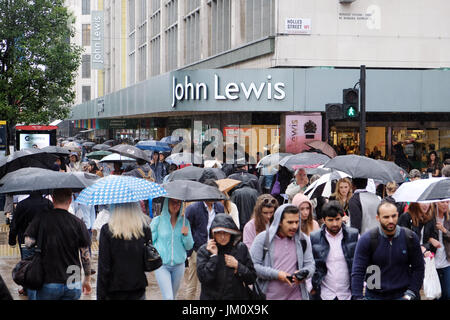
[250,204,315,300]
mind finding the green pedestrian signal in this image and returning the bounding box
[346,105,357,117]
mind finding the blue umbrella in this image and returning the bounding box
[160,136,183,145]
[75,175,167,205]
[135,140,172,152]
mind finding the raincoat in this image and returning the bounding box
[196,214,257,300]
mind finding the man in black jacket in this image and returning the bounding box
[310,201,359,300]
[9,191,53,298]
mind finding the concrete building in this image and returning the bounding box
[70,0,450,168]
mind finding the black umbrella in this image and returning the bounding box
[323,155,406,184]
[165,166,226,182]
[93,143,112,151]
[416,178,450,202]
[279,152,331,172]
[0,148,58,179]
[103,140,116,146]
[41,146,71,157]
[0,167,99,195]
[162,180,228,202]
[108,144,150,162]
[227,171,259,189]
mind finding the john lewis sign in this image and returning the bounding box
[171,73,287,108]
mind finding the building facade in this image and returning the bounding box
[70,0,450,168]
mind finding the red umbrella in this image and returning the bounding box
[305,140,337,158]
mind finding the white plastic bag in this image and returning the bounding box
[423,256,442,300]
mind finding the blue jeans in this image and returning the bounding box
[437,266,450,300]
[154,263,185,300]
[36,282,82,300]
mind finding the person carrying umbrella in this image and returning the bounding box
[24,188,92,300]
[285,168,309,203]
[150,198,194,300]
[67,152,82,172]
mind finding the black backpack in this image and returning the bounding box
[368,227,416,265]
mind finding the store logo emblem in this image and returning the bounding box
[172,74,286,107]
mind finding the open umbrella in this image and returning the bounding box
[136,140,172,152]
[279,152,331,172]
[256,153,292,169]
[161,180,227,202]
[391,177,447,203]
[75,175,167,205]
[304,170,351,199]
[86,150,112,160]
[41,146,71,157]
[166,152,203,166]
[82,141,96,148]
[0,167,99,195]
[63,141,81,152]
[416,178,450,202]
[324,155,407,184]
[103,139,116,146]
[376,160,409,183]
[108,144,150,162]
[160,136,183,145]
[0,148,58,179]
[305,140,337,158]
[165,166,225,182]
[99,153,136,163]
[216,179,242,194]
[93,144,112,151]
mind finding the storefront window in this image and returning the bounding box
[392,128,450,170]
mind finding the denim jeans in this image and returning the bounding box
[154,263,185,300]
[437,266,450,300]
[36,282,82,300]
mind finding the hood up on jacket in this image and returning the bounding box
[209,213,242,246]
[160,197,183,219]
[267,203,304,244]
[292,193,313,211]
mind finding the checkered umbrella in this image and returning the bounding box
[75,175,167,205]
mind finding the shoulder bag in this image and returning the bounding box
[12,217,45,290]
[143,227,162,272]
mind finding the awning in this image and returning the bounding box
[79,129,95,133]
[49,119,63,126]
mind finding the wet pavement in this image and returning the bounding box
[0,221,200,300]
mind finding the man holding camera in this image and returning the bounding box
[250,204,315,300]
[309,201,359,300]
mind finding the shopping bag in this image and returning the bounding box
[423,255,442,300]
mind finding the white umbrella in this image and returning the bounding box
[99,153,136,163]
[304,170,350,199]
[392,177,447,203]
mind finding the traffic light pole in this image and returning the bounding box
[360,65,366,156]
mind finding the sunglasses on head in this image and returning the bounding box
[262,198,277,206]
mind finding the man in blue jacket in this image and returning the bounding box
[184,179,225,300]
[351,200,425,300]
[310,201,359,300]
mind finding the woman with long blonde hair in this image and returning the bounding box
[329,178,353,223]
[97,202,152,300]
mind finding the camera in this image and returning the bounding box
[286,269,309,282]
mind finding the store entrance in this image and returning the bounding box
[329,127,359,155]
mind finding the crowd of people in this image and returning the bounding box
[2,142,450,301]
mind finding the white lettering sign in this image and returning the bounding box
[285,18,312,34]
[171,74,286,107]
[91,11,104,69]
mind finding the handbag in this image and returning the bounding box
[143,227,162,272]
[245,281,266,300]
[423,255,442,300]
[12,217,45,290]
[270,173,281,196]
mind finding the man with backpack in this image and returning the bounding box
[250,204,315,300]
[351,200,425,300]
[122,158,156,181]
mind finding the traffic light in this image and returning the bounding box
[343,88,359,119]
[325,103,343,120]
